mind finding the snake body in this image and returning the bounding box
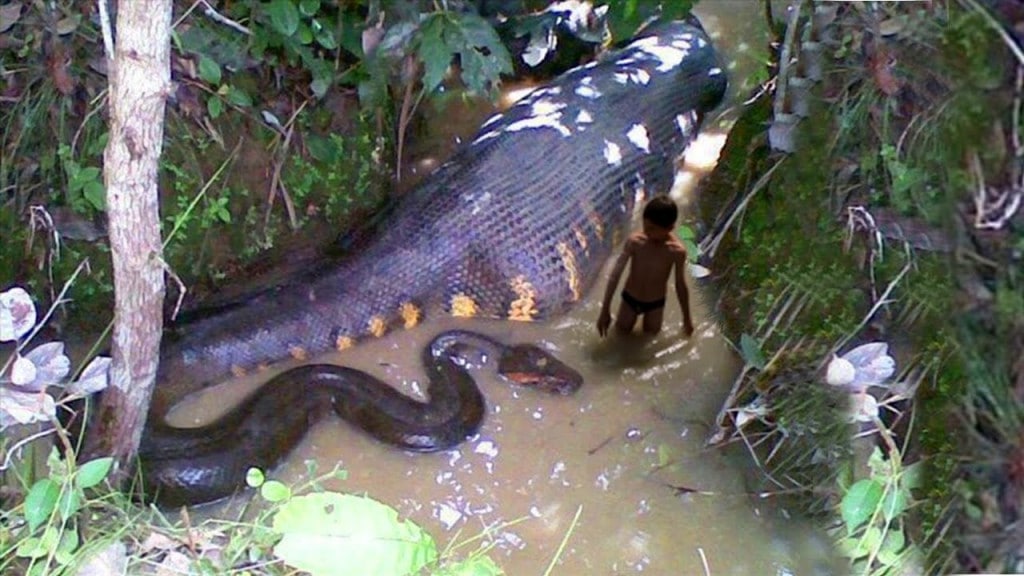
[140,18,727,507]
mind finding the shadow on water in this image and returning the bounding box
[168,3,846,574]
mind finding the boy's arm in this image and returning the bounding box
[600,242,632,315]
[673,246,694,336]
[597,241,632,336]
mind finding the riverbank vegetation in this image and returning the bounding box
[696,1,1022,574]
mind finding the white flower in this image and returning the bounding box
[0,287,36,342]
[826,355,855,387]
[849,392,879,423]
[826,342,896,392]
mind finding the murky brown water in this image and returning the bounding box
[169,4,843,574]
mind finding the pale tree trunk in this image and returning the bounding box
[84,0,172,479]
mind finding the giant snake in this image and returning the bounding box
[135,17,727,507]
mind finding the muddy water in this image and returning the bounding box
[170,4,841,574]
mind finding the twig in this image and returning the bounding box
[701,157,786,259]
[97,0,115,62]
[542,504,582,576]
[697,547,711,576]
[266,100,308,230]
[772,0,803,118]
[199,0,252,35]
[820,259,912,370]
[587,435,614,455]
[159,257,188,322]
[0,426,56,471]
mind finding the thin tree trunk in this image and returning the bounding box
[84,0,171,479]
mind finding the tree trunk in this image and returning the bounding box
[84,0,171,479]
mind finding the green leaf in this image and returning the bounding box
[313,18,337,50]
[876,529,906,566]
[198,55,222,85]
[901,461,923,490]
[267,0,300,37]
[207,96,223,119]
[246,467,266,488]
[606,0,696,43]
[57,488,82,521]
[272,492,437,576]
[77,166,101,184]
[417,15,451,94]
[54,528,80,565]
[261,480,291,502]
[24,478,61,532]
[83,181,106,211]
[297,20,314,45]
[841,479,883,534]
[310,75,331,99]
[881,486,909,522]
[16,536,48,559]
[739,333,766,370]
[299,0,320,17]
[75,457,113,489]
[227,86,253,108]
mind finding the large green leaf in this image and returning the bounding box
[841,478,883,534]
[272,492,437,576]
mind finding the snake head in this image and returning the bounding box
[498,344,582,395]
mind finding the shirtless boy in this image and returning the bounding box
[597,195,695,337]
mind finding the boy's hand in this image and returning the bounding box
[597,310,612,337]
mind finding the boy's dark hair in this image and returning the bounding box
[642,195,678,229]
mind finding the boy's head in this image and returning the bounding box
[642,195,678,231]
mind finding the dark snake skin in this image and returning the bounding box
[141,18,728,507]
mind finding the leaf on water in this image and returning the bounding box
[23,342,71,389]
[0,287,36,342]
[840,478,883,534]
[739,333,766,370]
[273,492,437,576]
[67,356,110,396]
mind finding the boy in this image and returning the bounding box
[597,195,695,337]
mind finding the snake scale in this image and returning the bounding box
[139,17,728,507]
